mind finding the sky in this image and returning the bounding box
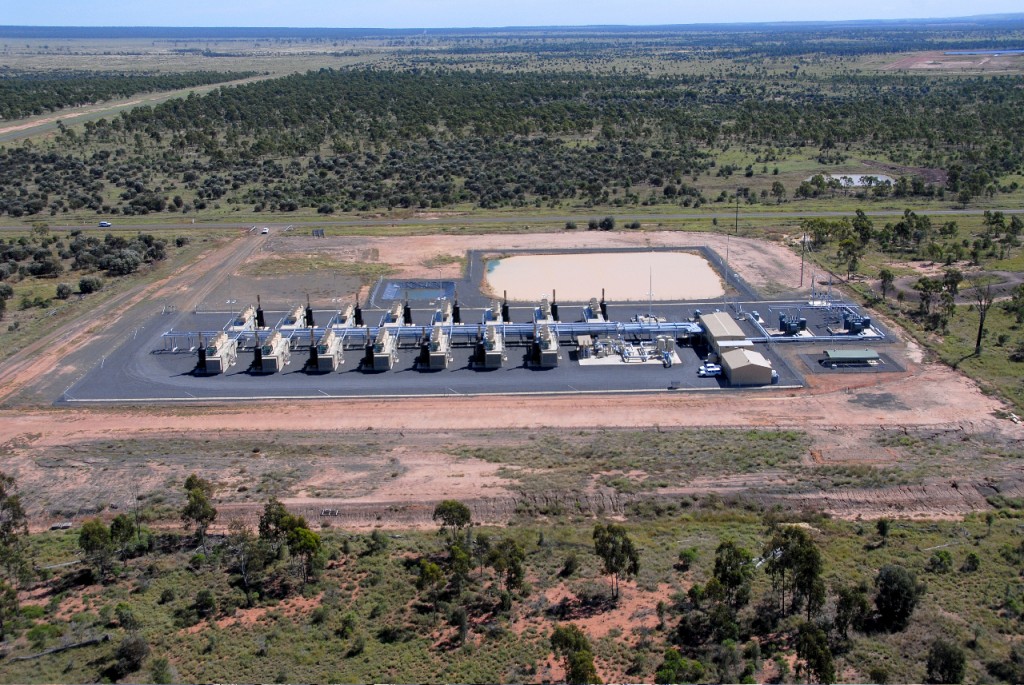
[5,0,1024,28]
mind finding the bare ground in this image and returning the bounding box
[0,229,1020,531]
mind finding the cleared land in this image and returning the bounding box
[0,229,1017,534]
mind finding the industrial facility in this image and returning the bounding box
[63,247,895,403]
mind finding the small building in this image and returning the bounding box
[721,348,774,386]
[699,312,750,355]
[821,349,881,367]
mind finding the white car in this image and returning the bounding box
[98,221,112,227]
[261,227,270,234]
[697,363,722,377]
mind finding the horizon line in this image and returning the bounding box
[2,13,1024,33]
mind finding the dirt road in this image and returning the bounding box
[0,231,258,404]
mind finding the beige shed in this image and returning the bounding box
[699,312,750,355]
[721,348,774,386]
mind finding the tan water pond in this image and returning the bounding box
[484,251,724,301]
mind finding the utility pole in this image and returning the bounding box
[734,191,740,234]
[800,233,806,288]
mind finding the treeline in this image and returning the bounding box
[0,70,257,120]
[2,68,1023,215]
[424,26,1024,59]
[107,69,1024,159]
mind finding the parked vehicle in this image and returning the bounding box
[697,363,722,377]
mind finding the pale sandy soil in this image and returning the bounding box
[879,51,1024,72]
[485,251,724,301]
[262,231,805,298]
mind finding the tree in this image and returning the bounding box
[473,531,491,577]
[876,518,891,545]
[592,523,640,599]
[79,518,114,578]
[926,639,966,684]
[967,277,995,355]
[258,496,289,552]
[488,536,525,592]
[763,525,822,617]
[416,559,445,612]
[288,524,322,583]
[448,541,472,594]
[0,472,29,583]
[181,479,217,553]
[432,499,472,545]
[852,209,874,246]
[874,564,924,631]
[184,473,213,496]
[713,540,754,609]
[796,621,835,684]
[109,513,136,567]
[879,268,895,302]
[259,502,322,582]
[56,282,72,299]
[0,579,17,639]
[771,181,786,203]
[833,581,870,640]
[225,520,270,599]
[551,624,601,685]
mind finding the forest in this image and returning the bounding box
[1,463,1023,684]
[1,66,1022,218]
[0,70,257,121]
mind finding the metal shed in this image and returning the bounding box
[822,349,881,366]
[721,348,774,386]
[699,312,750,355]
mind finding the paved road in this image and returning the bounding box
[3,206,1024,234]
[0,232,265,405]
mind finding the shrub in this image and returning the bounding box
[55,283,72,300]
[150,656,173,684]
[560,553,580,578]
[195,589,216,618]
[27,622,63,648]
[926,550,953,574]
[961,552,980,573]
[336,611,357,639]
[111,634,150,678]
[677,547,699,571]
[78,276,103,294]
[926,639,966,684]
